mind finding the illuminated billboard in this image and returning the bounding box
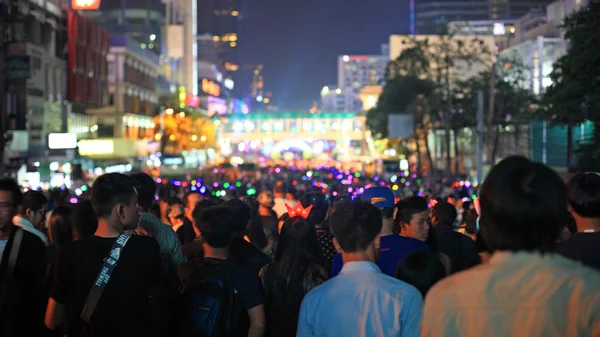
[72,0,101,10]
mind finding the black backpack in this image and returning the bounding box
[179,259,244,337]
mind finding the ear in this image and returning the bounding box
[25,208,34,220]
[332,237,341,253]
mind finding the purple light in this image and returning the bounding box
[412,174,417,178]
[406,182,411,186]
[275,168,281,173]
[213,182,219,188]
[157,178,162,183]
[333,191,338,196]
[348,187,353,193]
[69,197,77,204]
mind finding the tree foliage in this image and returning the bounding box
[543,1,600,170]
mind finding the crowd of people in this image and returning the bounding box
[0,155,599,337]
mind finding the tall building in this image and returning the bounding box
[415,0,557,34]
[83,0,166,55]
[197,0,241,96]
[337,45,389,112]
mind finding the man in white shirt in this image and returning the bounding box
[272,183,295,218]
[422,156,600,337]
[298,200,422,337]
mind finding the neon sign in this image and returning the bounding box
[202,78,221,97]
[72,0,101,10]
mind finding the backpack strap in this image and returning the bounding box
[80,233,132,322]
[7,228,24,278]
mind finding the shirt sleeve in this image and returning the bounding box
[49,246,73,304]
[235,267,265,310]
[331,253,343,277]
[168,230,186,265]
[401,290,423,337]
[296,296,314,337]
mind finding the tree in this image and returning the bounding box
[543,1,600,171]
[390,34,490,176]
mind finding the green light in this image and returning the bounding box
[471,194,477,199]
[416,179,422,184]
[355,172,361,178]
[247,188,257,195]
[223,182,230,188]
[179,103,185,108]
[81,185,88,191]
[235,181,242,187]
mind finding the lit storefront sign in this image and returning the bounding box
[207,96,227,116]
[202,78,221,97]
[48,133,78,149]
[72,0,101,10]
[78,139,135,158]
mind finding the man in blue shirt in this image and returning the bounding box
[297,200,423,337]
[331,187,430,277]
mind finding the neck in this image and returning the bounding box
[381,219,394,236]
[274,193,284,198]
[94,218,122,238]
[203,243,229,260]
[576,217,600,233]
[0,226,11,241]
[341,250,375,264]
[259,206,271,216]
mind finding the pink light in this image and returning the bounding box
[70,198,78,204]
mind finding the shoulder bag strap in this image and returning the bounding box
[80,233,132,322]
[7,228,24,278]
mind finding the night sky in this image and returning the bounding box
[239,0,409,110]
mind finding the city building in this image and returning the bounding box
[2,0,73,178]
[82,0,166,55]
[415,0,557,34]
[320,86,347,112]
[337,44,389,112]
[79,34,160,168]
[197,0,244,97]
[448,20,516,36]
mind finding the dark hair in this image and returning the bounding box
[432,201,457,226]
[380,208,394,219]
[567,172,600,219]
[263,217,330,336]
[479,156,567,252]
[464,209,478,235]
[396,251,447,297]
[222,199,251,233]
[49,188,70,206]
[91,173,139,218]
[20,190,48,215]
[71,201,98,238]
[195,206,234,248]
[48,206,73,248]
[329,200,382,252]
[128,172,156,211]
[182,191,202,208]
[394,196,428,226]
[278,212,291,224]
[191,199,219,232]
[0,178,22,206]
[245,196,268,249]
[299,192,329,228]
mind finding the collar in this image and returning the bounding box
[339,261,382,275]
[12,215,49,246]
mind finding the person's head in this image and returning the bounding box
[273,182,285,197]
[221,198,251,234]
[0,178,22,233]
[395,251,447,298]
[47,205,73,248]
[50,188,70,207]
[479,156,567,253]
[191,199,220,235]
[275,216,321,265]
[286,187,297,201]
[166,198,185,228]
[430,201,457,227]
[329,200,382,262]
[464,208,478,239]
[91,173,140,232]
[128,172,156,212]
[194,205,234,248]
[566,172,600,225]
[20,190,48,229]
[361,186,395,220]
[299,192,329,227]
[182,191,203,221]
[258,190,274,209]
[70,201,97,239]
[394,196,430,241]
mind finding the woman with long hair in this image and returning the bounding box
[260,216,330,336]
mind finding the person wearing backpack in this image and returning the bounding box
[178,204,265,337]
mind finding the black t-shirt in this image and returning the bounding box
[177,218,197,245]
[50,235,161,337]
[260,214,278,240]
[0,227,50,337]
[229,236,270,275]
[558,232,600,271]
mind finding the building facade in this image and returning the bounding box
[416,0,557,34]
[3,0,71,172]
